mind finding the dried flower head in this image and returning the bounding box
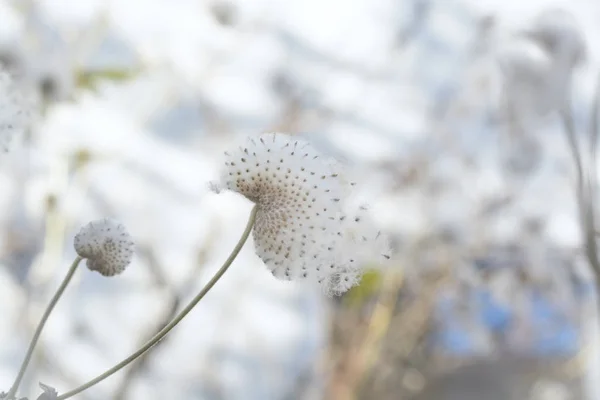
[0,70,32,151]
[218,133,391,295]
[74,218,134,276]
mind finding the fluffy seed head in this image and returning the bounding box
[219,133,391,296]
[74,218,134,276]
[0,70,32,151]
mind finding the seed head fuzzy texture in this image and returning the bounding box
[0,70,31,152]
[74,218,134,277]
[219,133,391,296]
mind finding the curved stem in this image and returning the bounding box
[58,206,258,400]
[7,256,83,399]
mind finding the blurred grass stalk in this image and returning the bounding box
[341,271,403,399]
[327,260,450,399]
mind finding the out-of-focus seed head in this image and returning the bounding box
[36,383,57,400]
[218,132,391,296]
[74,218,134,277]
[496,9,585,129]
[528,8,586,67]
[0,69,32,151]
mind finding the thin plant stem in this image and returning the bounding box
[7,256,83,399]
[562,102,600,290]
[561,107,584,200]
[588,72,600,187]
[57,205,258,400]
[563,82,600,377]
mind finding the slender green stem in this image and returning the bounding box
[58,206,258,400]
[7,256,83,399]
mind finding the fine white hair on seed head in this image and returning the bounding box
[74,218,135,277]
[218,132,391,296]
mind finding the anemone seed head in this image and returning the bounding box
[220,132,390,296]
[74,218,134,277]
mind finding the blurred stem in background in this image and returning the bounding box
[560,73,600,300]
[57,205,258,400]
[560,72,600,400]
[342,272,404,398]
[6,256,83,399]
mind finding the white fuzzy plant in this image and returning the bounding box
[0,79,392,400]
[216,133,391,295]
[3,218,135,400]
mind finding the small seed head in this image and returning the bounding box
[74,218,134,276]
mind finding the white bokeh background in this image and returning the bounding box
[0,0,599,399]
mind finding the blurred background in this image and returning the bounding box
[0,0,600,399]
